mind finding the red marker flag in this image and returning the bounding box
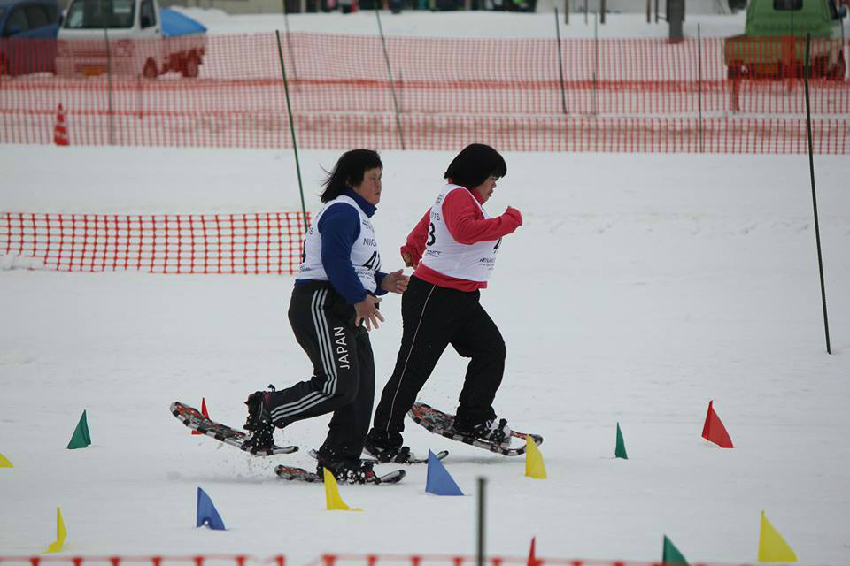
[701,400,733,448]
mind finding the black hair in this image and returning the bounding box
[320,149,383,203]
[443,143,507,188]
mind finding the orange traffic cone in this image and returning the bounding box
[54,104,68,146]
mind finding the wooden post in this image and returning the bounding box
[730,76,740,112]
[593,9,598,114]
[600,0,605,23]
[646,0,650,23]
[104,28,114,146]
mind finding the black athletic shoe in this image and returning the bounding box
[242,391,275,452]
[315,445,377,484]
[455,417,512,447]
[243,391,272,432]
[364,429,406,462]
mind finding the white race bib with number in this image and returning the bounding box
[298,195,382,294]
[419,184,500,282]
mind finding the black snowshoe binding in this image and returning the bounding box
[242,390,275,454]
[365,445,420,464]
[315,446,378,484]
[363,429,412,463]
[458,417,512,448]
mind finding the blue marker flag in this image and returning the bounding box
[425,450,464,496]
[197,487,226,530]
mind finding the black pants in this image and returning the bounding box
[372,275,506,437]
[266,281,375,459]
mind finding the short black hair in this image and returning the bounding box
[443,143,507,189]
[320,149,382,203]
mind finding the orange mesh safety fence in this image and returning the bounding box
[309,554,735,566]
[0,212,310,274]
[0,555,758,566]
[1,34,849,152]
[0,556,282,566]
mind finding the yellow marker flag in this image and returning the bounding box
[525,435,547,479]
[43,507,67,554]
[0,453,13,467]
[758,511,797,563]
[323,468,361,511]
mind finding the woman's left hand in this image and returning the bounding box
[381,269,409,294]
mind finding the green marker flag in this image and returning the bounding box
[67,410,91,449]
[662,535,689,565]
[614,422,628,459]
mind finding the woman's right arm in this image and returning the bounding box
[400,209,431,267]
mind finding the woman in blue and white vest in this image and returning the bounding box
[243,149,409,481]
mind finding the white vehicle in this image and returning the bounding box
[56,0,206,78]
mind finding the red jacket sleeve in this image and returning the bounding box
[443,189,521,245]
[400,209,431,267]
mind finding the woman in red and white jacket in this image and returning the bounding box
[365,144,522,461]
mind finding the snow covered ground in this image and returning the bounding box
[1,145,849,564]
[175,5,746,38]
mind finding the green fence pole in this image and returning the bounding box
[803,33,832,355]
[275,30,308,234]
[281,0,299,84]
[374,7,406,149]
